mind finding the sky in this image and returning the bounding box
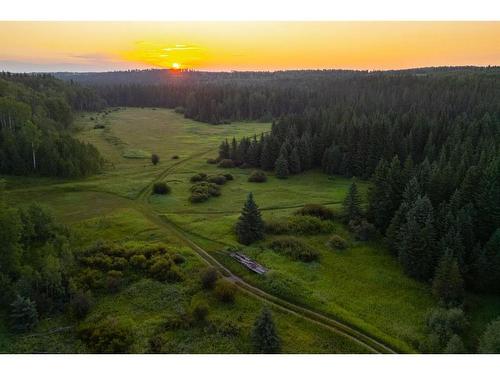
[0,22,499,72]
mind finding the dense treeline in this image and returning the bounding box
[212,71,499,299]
[0,73,105,177]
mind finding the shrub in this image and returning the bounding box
[191,300,209,322]
[207,175,227,185]
[214,279,236,303]
[268,237,319,262]
[148,256,172,280]
[106,270,124,293]
[130,254,147,269]
[201,267,218,289]
[327,235,348,250]
[294,204,334,220]
[172,253,185,264]
[189,191,210,203]
[174,106,185,114]
[264,271,302,301]
[266,215,334,236]
[78,317,135,353]
[190,173,207,183]
[223,173,234,181]
[71,290,93,320]
[151,153,160,165]
[206,158,217,164]
[218,159,235,168]
[349,220,377,241]
[479,317,500,353]
[248,170,267,183]
[148,334,166,353]
[152,182,171,195]
[172,155,179,159]
[189,182,221,203]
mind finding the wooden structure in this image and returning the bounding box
[229,252,268,275]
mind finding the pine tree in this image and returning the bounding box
[432,251,464,307]
[274,153,289,179]
[10,295,38,332]
[398,195,437,281]
[289,147,301,174]
[235,193,264,245]
[218,139,230,160]
[342,180,362,222]
[252,307,281,353]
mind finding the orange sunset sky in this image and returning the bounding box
[0,22,499,72]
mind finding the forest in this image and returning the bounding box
[1,67,499,354]
[0,73,104,178]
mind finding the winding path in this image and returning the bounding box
[134,148,399,354]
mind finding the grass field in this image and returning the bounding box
[2,107,498,353]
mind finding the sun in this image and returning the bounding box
[172,62,181,69]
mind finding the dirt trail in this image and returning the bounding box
[134,148,400,354]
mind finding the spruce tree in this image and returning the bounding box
[252,307,281,353]
[398,195,437,281]
[289,147,301,174]
[235,193,264,245]
[432,251,464,307]
[342,180,363,222]
[10,295,38,332]
[274,153,289,179]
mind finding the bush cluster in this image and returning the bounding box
[265,215,333,235]
[189,182,221,203]
[75,242,185,291]
[294,204,335,220]
[349,219,377,241]
[268,237,319,262]
[327,235,348,250]
[214,279,237,303]
[218,159,235,168]
[78,317,135,354]
[206,158,218,164]
[152,182,171,195]
[190,172,207,183]
[248,170,267,183]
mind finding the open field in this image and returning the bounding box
[2,107,498,353]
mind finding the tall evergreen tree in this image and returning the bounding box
[10,295,38,332]
[252,307,281,354]
[398,195,437,281]
[289,146,301,174]
[274,153,289,179]
[342,180,363,222]
[235,193,264,245]
[432,251,464,307]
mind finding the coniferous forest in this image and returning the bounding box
[59,67,500,298]
[1,66,499,355]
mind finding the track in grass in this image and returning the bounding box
[134,145,399,354]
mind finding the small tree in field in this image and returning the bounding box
[235,193,264,245]
[151,154,160,165]
[274,154,289,179]
[252,307,281,353]
[342,180,362,222]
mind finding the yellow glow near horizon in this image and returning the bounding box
[0,22,499,72]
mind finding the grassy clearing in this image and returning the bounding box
[3,107,498,353]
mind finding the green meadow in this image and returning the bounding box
[2,107,498,353]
